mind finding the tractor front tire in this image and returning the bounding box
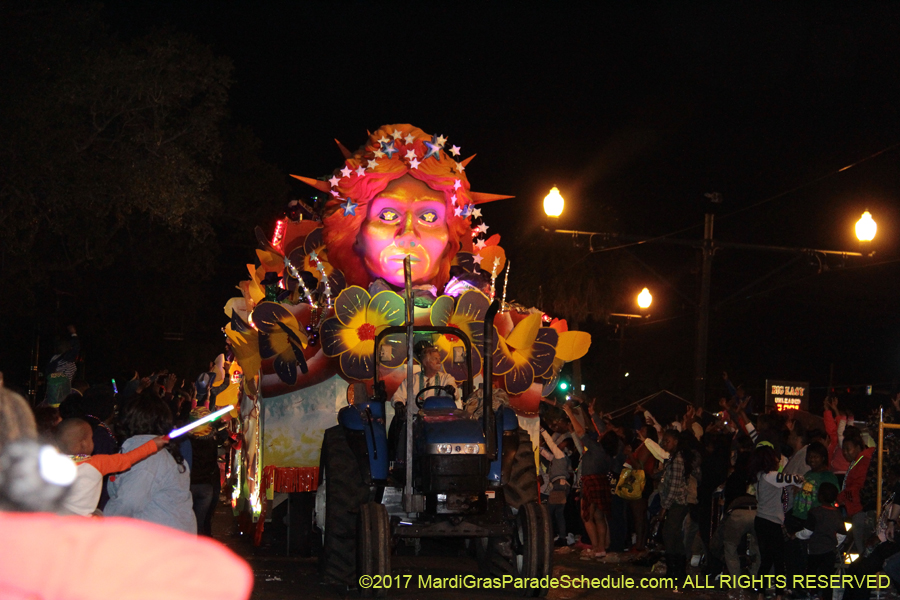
[503,428,539,510]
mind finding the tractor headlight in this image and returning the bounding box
[464,444,480,454]
[437,444,452,454]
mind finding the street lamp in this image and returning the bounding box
[637,287,652,309]
[856,210,877,242]
[543,186,564,218]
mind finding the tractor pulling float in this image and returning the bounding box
[220,124,591,595]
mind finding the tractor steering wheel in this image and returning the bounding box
[415,385,456,409]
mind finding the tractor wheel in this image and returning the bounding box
[320,426,370,586]
[503,428,538,510]
[357,502,391,598]
[483,502,552,597]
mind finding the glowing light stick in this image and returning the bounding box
[169,405,234,438]
[501,260,510,311]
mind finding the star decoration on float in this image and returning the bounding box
[477,223,489,234]
[456,161,465,173]
[391,130,403,140]
[454,206,463,217]
[474,239,487,251]
[340,166,353,178]
[436,134,448,147]
[367,159,379,170]
[409,157,421,169]
[473,253,483,263]
[331,190,340,197]
[450,194,457,205]
[404,149,417,160]
[472,208,482,218]
[423,139,442,160]
[404,133,416,145]
[329,176,340,187]
[340,199,359,216]
[450,145,461,157]
[381,141,398,158]
[373,149,385,159]
[377,135,389,145]
[453,179,462,190]
[355,166,366,177]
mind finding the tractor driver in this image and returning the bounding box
[391,345,459,410]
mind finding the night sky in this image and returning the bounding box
[87,3,900,407]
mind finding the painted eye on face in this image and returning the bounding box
[418,210,439,224]
[378,208,400,223]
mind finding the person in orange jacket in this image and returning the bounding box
[837,434,875,554]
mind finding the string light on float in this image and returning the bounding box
[543,186,564,218]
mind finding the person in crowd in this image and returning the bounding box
[0,376,37,453]
[33,406,62,437]
[563,400,614,560]
[624,415,660,555]
[824,396,851,478]
[188,406,226,536]
[540,428,571,548]
[838,432,875,553]
[750,440,804,600]
[54,418,168,516]
[791,442,838,523]
[44,325,80,407]
[658,429,701,585]
[710,450,759,577]
[794,482,845,600]
[104,392,196,534]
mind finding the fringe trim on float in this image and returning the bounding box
[262,466,320,493]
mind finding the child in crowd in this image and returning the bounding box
[54,418,168,516]
[794,483,846,600]
[540,428,571,548]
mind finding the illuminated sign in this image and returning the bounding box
[765,379,809,412]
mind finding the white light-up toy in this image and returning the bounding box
[169,405,234,438]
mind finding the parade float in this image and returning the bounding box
[221,124,591,549]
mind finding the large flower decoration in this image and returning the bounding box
[430,290,491,382]
[225,309,261,392]
[320,286,406,380]
[252,302,309,385]
[492,312,558,395]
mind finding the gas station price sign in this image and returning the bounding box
[766,380,809,412]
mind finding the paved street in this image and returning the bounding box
[211,501,740,600]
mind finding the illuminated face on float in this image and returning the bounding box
[356,175,450,287]
[292,124,511,290]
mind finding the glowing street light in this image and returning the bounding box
[856,210,877,242]
[637,287,652,309]
[543,186,565,218]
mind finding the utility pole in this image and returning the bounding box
[694,193,721,407]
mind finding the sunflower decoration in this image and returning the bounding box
[225,310,261,387]
[320,286,406,380]
[251,302,309,385]
[429,290,492,382]
[492,312,558,395]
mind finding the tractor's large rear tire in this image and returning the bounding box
[503,428,538,510]
[482,502,552,597]
[320,426,370,586]
[357,502,391,597]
